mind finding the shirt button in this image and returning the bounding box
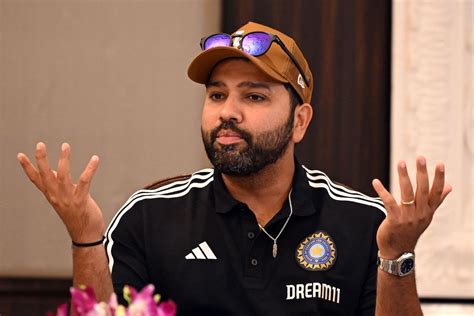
[247,232,255,239]
[251,258,258,266]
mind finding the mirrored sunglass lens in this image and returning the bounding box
[203,34,231,50]
[241,32,272,56]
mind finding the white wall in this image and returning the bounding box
[0,0,220,277]
[391,0,473,299]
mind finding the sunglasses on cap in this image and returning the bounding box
[200,31,310,87]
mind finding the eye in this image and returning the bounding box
[208,92,225,101]
[247,94,265,102]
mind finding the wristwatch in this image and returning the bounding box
[377,252,415,277]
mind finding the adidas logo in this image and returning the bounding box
[185,241,217,260]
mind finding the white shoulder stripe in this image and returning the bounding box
[308,182,387,215]
[105,168,214,237]
[303,166,381,201]
[302,165,386,215]
[128,171,214,201]
[306,174,384,204]
[105,169,214,273]
[129,168,214,199]
[106,174,214,240]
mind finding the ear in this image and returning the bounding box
[292,103,313,143]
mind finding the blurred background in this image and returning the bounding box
[0,0,472,314]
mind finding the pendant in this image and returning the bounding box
[272,242,278,258]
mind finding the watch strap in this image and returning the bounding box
[377,251,415,277]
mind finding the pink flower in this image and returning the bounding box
[157,300,177,316]
[70,286,98,315]
[49,284,176,316]
[126,285,160,316]
[70,286,113,316]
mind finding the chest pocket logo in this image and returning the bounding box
[296,231,337,271]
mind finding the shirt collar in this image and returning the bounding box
[213,157,317,217]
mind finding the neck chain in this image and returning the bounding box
[258,189,293,258]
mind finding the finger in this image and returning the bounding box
[372,179,400,218]
[428,163,445,209]
[438,184,452,206]
[415,156,430,207]
[35,142,57,185]
[76,155,100,197]
[57,143,73,191]
[397,161,415,206]
[17,152,45,191]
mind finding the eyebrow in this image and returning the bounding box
[206,80,273,92]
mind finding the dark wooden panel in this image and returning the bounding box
[0,277,71,316]
[222,0,391,195]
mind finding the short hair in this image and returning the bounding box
[284,83,302,111]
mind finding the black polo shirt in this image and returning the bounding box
[104,161,386,315]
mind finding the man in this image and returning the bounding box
[18,22,451,315]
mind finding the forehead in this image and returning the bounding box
[207,58,284,87]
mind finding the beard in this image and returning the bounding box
[201,113,294,176]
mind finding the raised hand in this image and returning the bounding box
[17,142,105,243]
[372,156,452,258]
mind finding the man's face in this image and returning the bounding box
[201,58,294,176]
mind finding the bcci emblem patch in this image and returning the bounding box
[296,231,337,271]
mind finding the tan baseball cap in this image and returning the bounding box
[187,21,313,104]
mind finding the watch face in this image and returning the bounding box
[400,258,414,274]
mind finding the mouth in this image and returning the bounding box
[216,129,244,145]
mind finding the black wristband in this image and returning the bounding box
[71,236,105,248]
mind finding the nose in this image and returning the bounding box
[219,94,243,123]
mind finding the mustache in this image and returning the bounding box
[210,120,252,144]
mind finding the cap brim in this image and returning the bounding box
[187,46,288,84]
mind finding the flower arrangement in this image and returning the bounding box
[47,284,176,316]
